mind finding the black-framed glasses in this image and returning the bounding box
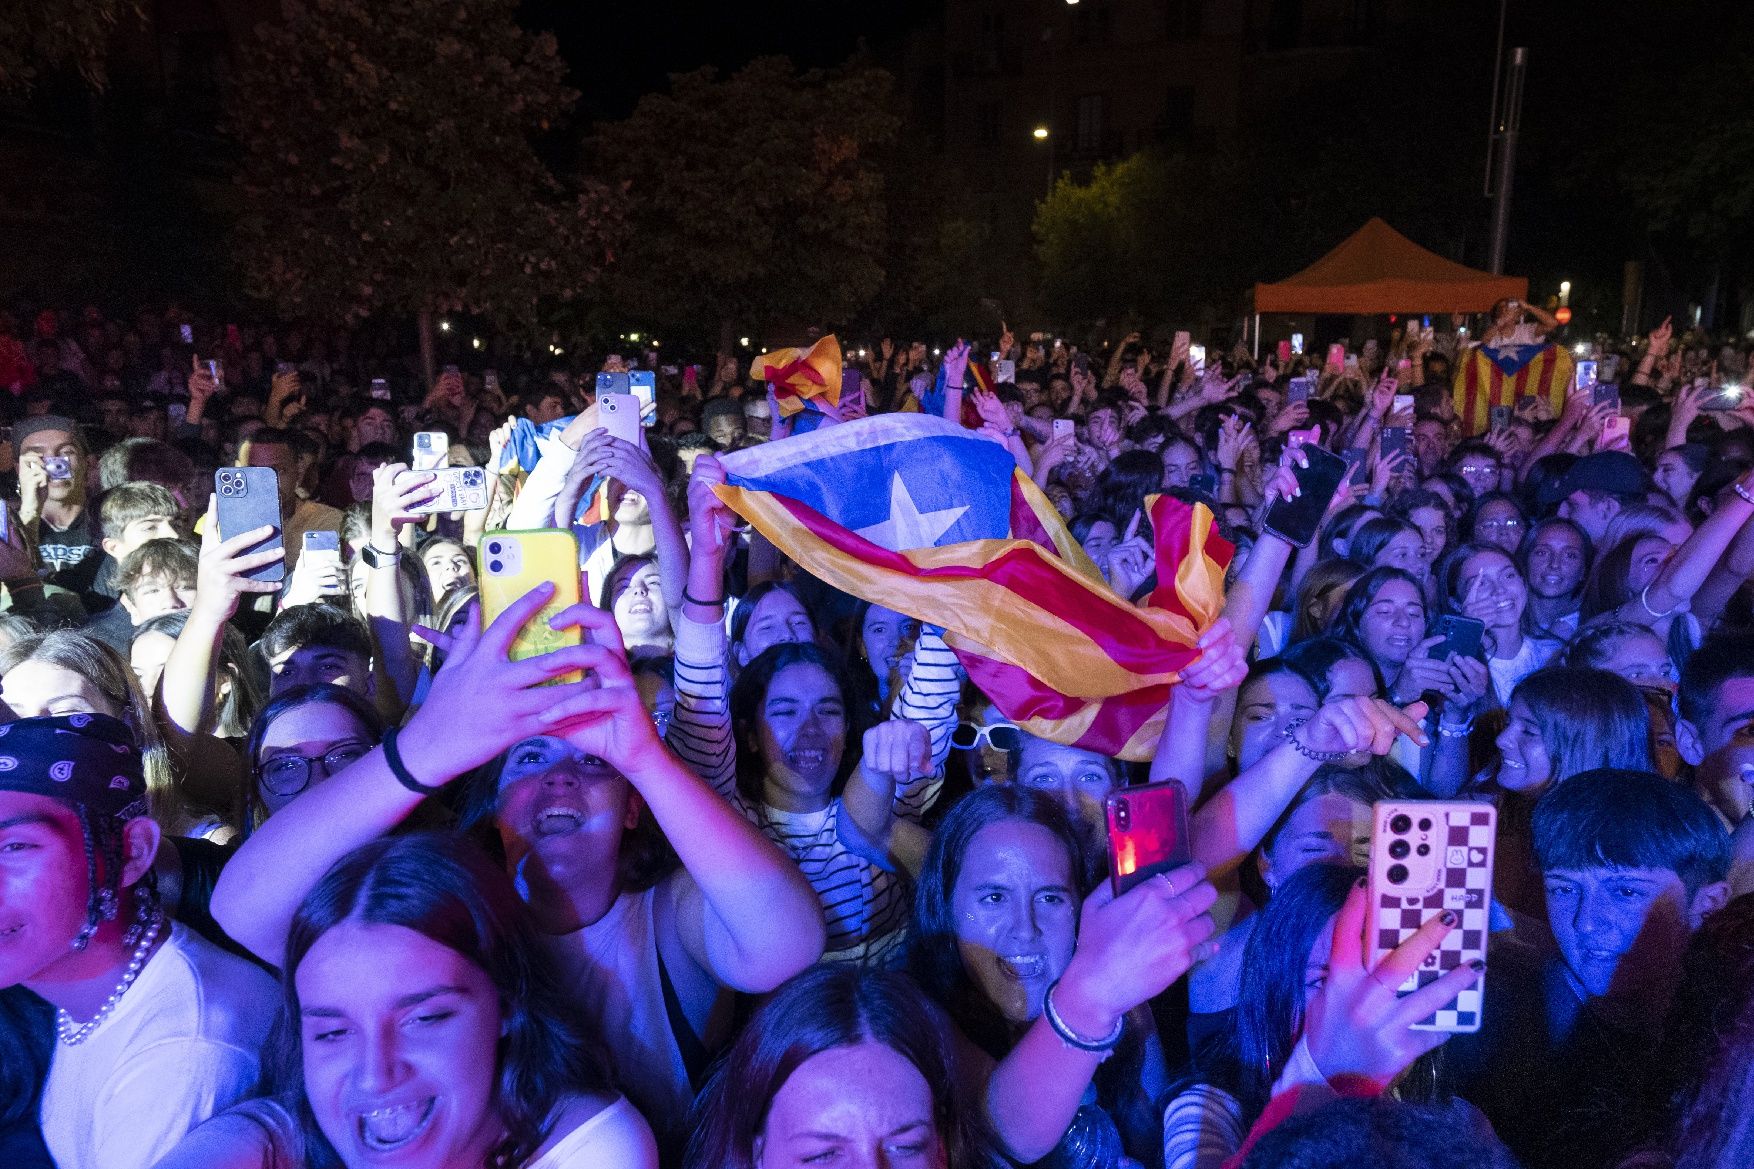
[952,722,1024,753]
[256,743,372,796]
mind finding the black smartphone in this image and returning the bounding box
[1430,614,1486,662]
[1188,472,1217,497]
[1489,405,1511,429]
[1263,443,1349,548]
[1592,382,1621,412]
[1381,426,1412,462]
[1106,781,1192,898]
[214,468,285,583]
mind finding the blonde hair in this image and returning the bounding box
[0,630,191,833]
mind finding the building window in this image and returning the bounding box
[1075,93,1105,155]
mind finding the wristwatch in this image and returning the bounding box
[360,542,401,569]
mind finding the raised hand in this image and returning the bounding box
[576,429,664,501]
[943,339,972,388]
[533,604,667,769]
[1051,863,1219,1039]
[1648,315,1674,358]
[191,496,284,622]
[971,386,1011,431]
[860,718,932,786]
[371,462,441,551]
[1300,882,1482,1091]
[1293,696,1430,759]
[687,455,738,558]
[1391,637,1457,705]
[1178,618,1247,703]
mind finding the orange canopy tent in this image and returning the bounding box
[1252,217,1527,315]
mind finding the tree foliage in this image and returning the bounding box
[595,56,898,340]
[226,0,620,334]
[0,0,141,92]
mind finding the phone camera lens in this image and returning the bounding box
[1389,814,1412,835]
[1114,801,1129,828]
[1416,844,1430,856]
[1388,839,1410,860]
[1418,818,1433,832]
[488,560,503,574]
[487,542,502,555]
[1387,863,1409,885]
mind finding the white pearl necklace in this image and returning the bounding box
[55,914,163,1046]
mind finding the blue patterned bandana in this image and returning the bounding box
[0,714,147,820]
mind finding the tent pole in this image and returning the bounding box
[1252,314,1261,359]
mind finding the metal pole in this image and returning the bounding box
[1253,314,1261,360]
[1486,47,1526,276]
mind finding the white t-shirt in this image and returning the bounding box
[525,1096,658,1169]
[40,922,279,1169]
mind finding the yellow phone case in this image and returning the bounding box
[477,529,583,684]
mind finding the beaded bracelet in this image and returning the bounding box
[1043,980,1124,1055]
[1281,717,1353,764]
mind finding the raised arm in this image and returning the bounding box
[1624,467,1754,626]
[840,719,936,879]
[210,583,605,964]
[1150,619,1247,806]
[573,430,689,615]
[540,607,826,991]
[364,463,442,721]
[1190,698,1428,878]
[666,457,738,794]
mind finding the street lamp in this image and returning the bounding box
[1032,125,1049,140]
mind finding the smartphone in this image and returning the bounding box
[1173,329,1191,354]
[1263,443,1349,548]
[1381,426,1413,462]
[206,358,224,385]
[1516,394,1538,412]
[1575,360,1599,390]
[1106,781,1192,898]
[1290,332,1305,355]
[595,371,630,398]
[42,456,72,481]
[1600,354,1621,383]
[629,370,657,427]
[1187,472,1217,496]
[1053,418,1076,441]
[1286,375,1315,403]
[1325,343,1346,369]
[1489,405,1511,429]
[1430,614,1486,663]
[1340,448,1368,483]
[399,466,488,514]
[599,392,642,447]
[179,324,193,345]
[301,530,344,595]
[213,468,285,583]
[1702,385,1744,412]
[484,369,501,394]
[1188,344,1207,373]
[276,361,297,376]
[1368,800,1496,1032]
[1592,382,1621,412]
[992,359,1016,384]
[369,377,391,401]
[1072,352,1091,376]
[412,431,449,472]
[1276,340,1293,365]
[477,530,583,685]
[1601,414,1631,446]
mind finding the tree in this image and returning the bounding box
[226,0,620,370]
[595,56,898,345]
[0,0,141,92]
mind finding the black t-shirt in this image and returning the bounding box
[35,508,100,598]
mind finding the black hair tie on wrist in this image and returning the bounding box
[383,726,445,795]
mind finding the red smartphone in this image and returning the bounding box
[1106,781,1191,897]
[1276,340,1293,365]
[1326,343,1346,369]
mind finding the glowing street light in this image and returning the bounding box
[739,336,751,347]
[1032,125,1050,140]
[438,320,452,332]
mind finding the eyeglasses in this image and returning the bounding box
[951,722,1024,752]
[256,743,372,796]
[1477,517,1524,531]
[1459,464,1498,476]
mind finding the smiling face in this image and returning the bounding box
[1160,440,1201,489]
[1472,499,1525,555]
[1458,548,1527,636]
[737,590,815,665]
[1231,670,1319,772]
[1407,506,1448,566]
[297,922,504,1169]
[1654,452,1699,507]
[756,1041,946,1169]
[610,562,666,642]
[1527,524,1587,600]
[1079,520,1118,567]
[860,605,919,686]
[1356,578,1426,669]
[1494,698,1552,792]
[1375,530,1427,578]
[754,663,848,810]
[420,542,473,602]
[1542,867,1701,1003]
[950,819,1079,1026]
[493,735,634,859]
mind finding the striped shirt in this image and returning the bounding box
[1162,1083,1246,1169]
[667,614,955,963]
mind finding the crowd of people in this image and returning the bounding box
[0,296,1753,1169]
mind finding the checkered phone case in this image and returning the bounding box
[1367,801,1496,1033]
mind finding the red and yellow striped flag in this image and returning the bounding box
[1452,342,1575,434]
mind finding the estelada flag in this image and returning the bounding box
[1452,342,1575,434]
[714,416,1232,761]
[753,335,842,419]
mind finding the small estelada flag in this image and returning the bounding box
[752,335,843,418]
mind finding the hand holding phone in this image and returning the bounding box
[1263,443,1349,548]
[598,393,642,448]
[478,531,583,684]
[1106,781,1192,897]
[214,468,285,583]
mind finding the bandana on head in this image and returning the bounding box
[0,714,146,820]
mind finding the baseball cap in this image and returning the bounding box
[1553,451,1648,503]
